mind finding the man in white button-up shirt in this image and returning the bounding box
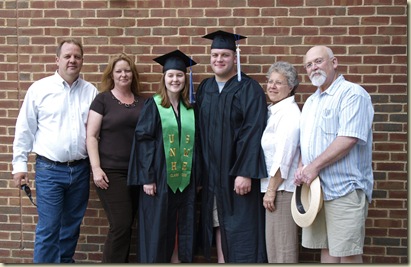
[295,46,374,263]
[12,39,98,263]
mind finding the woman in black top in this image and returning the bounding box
[87,53,144,262]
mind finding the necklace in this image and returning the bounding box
[111,93,138,108]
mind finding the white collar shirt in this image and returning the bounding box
[12,71,98,174]
[260,95,301,193]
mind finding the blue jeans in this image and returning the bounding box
[33,157,90,263]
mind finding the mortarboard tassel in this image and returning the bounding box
[189,57,195,104]
[235,34,241,82]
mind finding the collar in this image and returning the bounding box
[268,95,296,115]
[54,71,80,87]
[320,74,345,96]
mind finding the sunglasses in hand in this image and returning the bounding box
[21,184,37,207]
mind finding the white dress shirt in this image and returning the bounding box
[260,96,301,193]
[12,71,98,174]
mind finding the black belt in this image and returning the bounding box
[37,155,88,167]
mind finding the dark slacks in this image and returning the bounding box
[95,168,138,263]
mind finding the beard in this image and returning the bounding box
[310,70,327,87]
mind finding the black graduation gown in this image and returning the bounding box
[127,97,197,263]
[196,73,268,263]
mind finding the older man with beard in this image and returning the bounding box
[294,46,374,263]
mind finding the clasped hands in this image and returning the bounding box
[294,164,319,186]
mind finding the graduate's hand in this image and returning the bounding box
[143,183,156,196]
[234,176,251,195]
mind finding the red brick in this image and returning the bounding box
[377,6,406,15]
[348,6,376,15]
[30,1,56,9]
[236,8,261,17]
[379,26,406,35]
[83,1,108,9]
[164,0,191,8]
[192,0,218,7]
[277,0,304,6]
[0,2,407,264]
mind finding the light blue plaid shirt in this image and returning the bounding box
[300,75,374,203]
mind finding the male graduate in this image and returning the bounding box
[196,30,268,263]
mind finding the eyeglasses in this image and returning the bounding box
[267,80,287,87]
[21,184,37,207]
[304,57,334,70]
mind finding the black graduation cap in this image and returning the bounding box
[153,49,197,73]
[202,30,247,52]
[203,30,247,81]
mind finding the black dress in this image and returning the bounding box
[196,73,268,263]
[127,97,197,263]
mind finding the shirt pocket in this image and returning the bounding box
[319,108,338,136]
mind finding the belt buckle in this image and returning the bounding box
[67,160,75,166]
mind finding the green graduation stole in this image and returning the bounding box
[154,94,195,193]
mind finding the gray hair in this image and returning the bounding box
[266,61,299,96]
[324,46,334,58]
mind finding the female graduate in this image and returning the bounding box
[127,50,198,263]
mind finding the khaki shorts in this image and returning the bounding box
[302,189,368,257]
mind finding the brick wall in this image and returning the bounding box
[0,0,407,263]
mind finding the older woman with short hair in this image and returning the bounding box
[261,61,301,263]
